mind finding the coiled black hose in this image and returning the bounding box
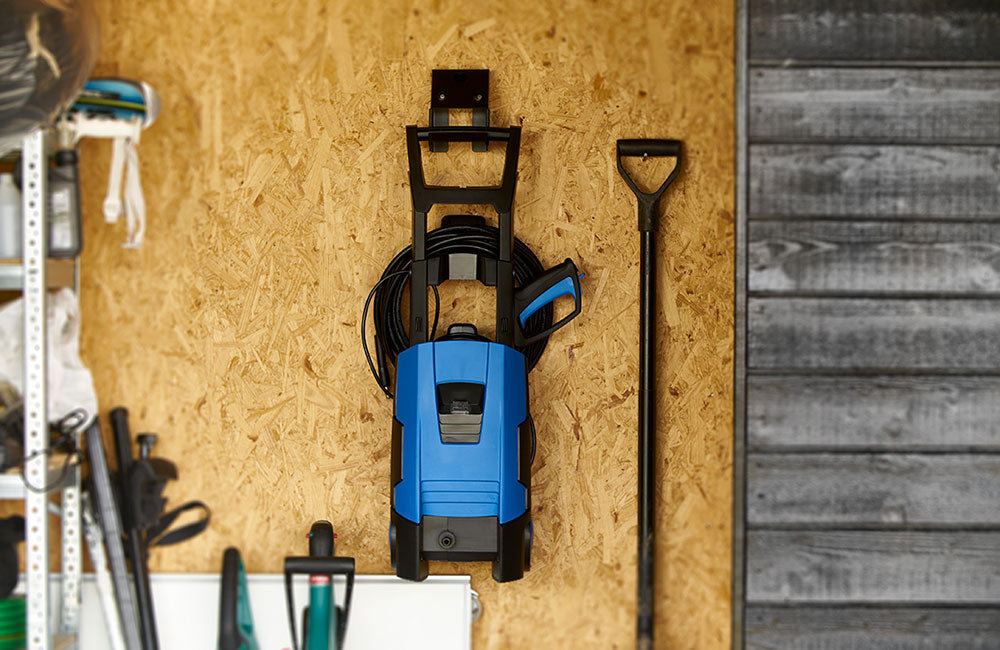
[363,223,554,398]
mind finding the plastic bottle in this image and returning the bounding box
[47,149,82,257]
[0,173,21,259]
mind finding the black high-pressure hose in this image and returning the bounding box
[363,222,555,398]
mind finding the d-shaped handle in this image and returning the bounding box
[616,139,682,232]
[284,555,356,650]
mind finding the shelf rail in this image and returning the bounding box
[22,127,50,650]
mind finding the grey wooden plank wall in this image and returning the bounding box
[737,1,1000,648]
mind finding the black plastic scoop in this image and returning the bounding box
[616,138,682,650]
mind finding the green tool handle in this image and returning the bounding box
[284,556,355,650]
[306,576,334,650]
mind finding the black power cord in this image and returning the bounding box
[20,407,87,494]
[362,222,555,398]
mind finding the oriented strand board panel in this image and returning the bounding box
[76,1,735,648]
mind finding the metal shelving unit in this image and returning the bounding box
[0,259,77,291]
[0,472,75,501]
[8,128,82,650]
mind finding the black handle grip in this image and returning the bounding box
[109,406,136,528]
[416,126,513,143]
[308,520,335,557]
[617,139,682,158]
[616,138,684,231]
[109,406,130,451]
[284,556,356,576]
[406,125,521,214]
[218,548,244,650]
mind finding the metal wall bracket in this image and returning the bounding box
[429,69,490,152]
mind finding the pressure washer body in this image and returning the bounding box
[376,70,582,582]
[391,329,535,581]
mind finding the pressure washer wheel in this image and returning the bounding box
[389,522,397,571]
[524,520,533,570]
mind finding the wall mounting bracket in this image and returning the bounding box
[429,69,490,152]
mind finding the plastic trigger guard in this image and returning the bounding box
[513,258,582,346]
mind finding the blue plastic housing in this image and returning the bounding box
[393,340,528,525]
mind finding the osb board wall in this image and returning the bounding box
[78,0,734,647]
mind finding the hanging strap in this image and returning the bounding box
[103,136,126,223]
[148,500,210,547]
[122,137,146,248]
[102,132,147,248]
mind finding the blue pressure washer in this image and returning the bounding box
[363,70,583,582]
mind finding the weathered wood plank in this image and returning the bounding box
[747,375,1000,450]
[746,606,1000,650]
[748,221,1000,293]
[749,67,1000,144]
[749,0,1000,62]
[747,531,1000,602]
[749,145,1000,219]
[747,454,1000,526]
[748,298,1000,369]
[735,5,751,645]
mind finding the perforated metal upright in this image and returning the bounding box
[22,127,51,650]
[18,127,82,649]
[60,456,81,636]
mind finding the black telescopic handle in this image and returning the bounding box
[616,139,682,158]
[405,125,521,214]
[110,407,133,484]
[637,231,656,650]
[110,406,160,650]
[614,138,684,650]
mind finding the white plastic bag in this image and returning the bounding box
[0,288,97,423]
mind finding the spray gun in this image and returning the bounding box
[60,78,160,248]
